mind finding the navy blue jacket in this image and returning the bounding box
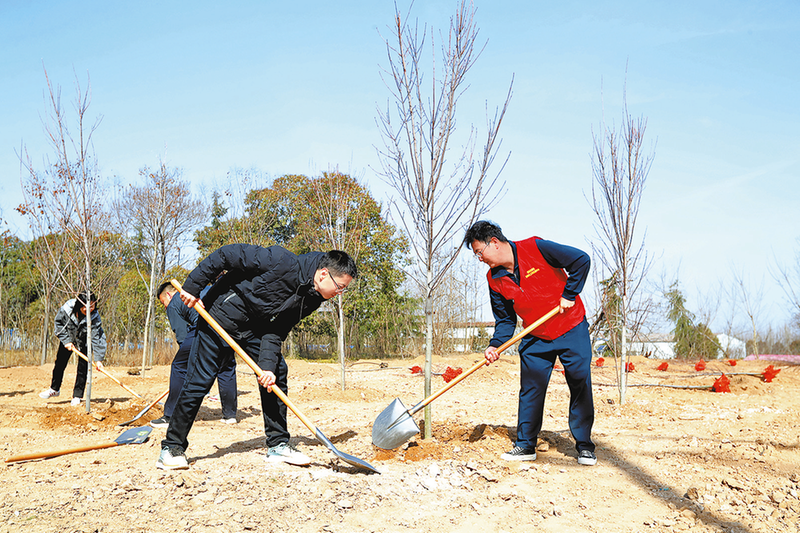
[165,290,198,345]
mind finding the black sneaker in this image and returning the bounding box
[578,450,597,466]
[150,416,170,429]
[500,446,537,461]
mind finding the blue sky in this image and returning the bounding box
[1,1,798,333]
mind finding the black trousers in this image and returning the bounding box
[50,341,89,398]
[162,321,289,453]
[163,329,238,420]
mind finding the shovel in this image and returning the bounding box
[5,426,152,463]
[117,388,170,426]
[372,306,561,450]
[169,279,380,475]
[71,347,142,398]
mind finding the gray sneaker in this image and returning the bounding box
[156,447,189,470]
[578,450,597,466]
[500,445,537,461]
[267,442,311,466]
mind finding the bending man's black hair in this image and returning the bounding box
[463,220,509,248]
[319,250,358,279]
[74,291,98,315]
[157,281,176,298]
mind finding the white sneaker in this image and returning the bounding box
[71,397,82,406]
[221,418,237,424]
[267,442,311,466]
[156,447,189,470]
[39,388,60,399]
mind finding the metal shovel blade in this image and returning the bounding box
[371,398,421,450]
[115,426,153,444]
[313,428,380,474]
[118,389,170,427]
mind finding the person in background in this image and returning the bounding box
[151,282,238,428]
[39,292,107,407]
[464,220,597,466]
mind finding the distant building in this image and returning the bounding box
[449,321,495,353]
[599,332,747,360]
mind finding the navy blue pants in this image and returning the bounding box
[50,341,89,398]
[163,330,238,420]
[515,319,595,453]
[162,321,289,452]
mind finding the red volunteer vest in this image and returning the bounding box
[487,237,585,341]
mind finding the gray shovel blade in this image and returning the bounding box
[313,428,380,474]
[115,426,152,445]
[371,397,420,450]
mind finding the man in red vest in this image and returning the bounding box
[464,220,596,466]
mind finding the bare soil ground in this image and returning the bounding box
[1,354,799,533]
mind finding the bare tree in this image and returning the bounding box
[375,0,511,437]
[113,162,206,375]
[17,69,108,412]
[730,267,767,357]
[30,233,67,364]
[305,170,368,390]
[772,238,800,324]
[589,80,655,404]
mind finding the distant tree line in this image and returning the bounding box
[4,167,438,366]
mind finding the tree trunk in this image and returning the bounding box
[619,321,627,405]
[337,295,346,390]
[140,247,159,376]
[39,294,50,365]
[83,255,93,414]
[423,272,433,440]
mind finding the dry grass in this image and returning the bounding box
[0,347,176,368]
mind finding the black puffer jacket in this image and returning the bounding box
[182,244,326,371]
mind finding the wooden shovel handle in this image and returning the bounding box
[410,306,561,414]
[5,442,118,463]
[71,348,142,398]
[169,280,318,435]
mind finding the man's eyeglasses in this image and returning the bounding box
[474,241,490,259]
[327,269,348,294]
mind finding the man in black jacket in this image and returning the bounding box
[157,244,357,470]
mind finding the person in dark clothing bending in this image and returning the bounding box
[157,244,357,470]
[464,221,596,466]
[150,282,238,428]
[40,292,107,407]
